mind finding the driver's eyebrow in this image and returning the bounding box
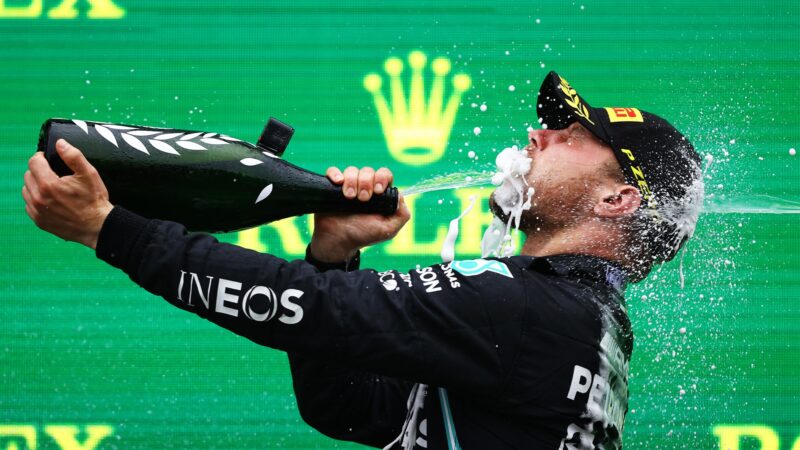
[571,124,599,142]
[568,123,589,137]
[572,122,589,133]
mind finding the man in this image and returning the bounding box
[23,72,702,449]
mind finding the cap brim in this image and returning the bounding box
[536,71,614,146]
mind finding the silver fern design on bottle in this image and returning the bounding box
[72,119,275,204]
[71,119,242,156]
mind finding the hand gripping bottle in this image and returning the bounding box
[37,117,398,233]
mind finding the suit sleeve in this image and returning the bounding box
[96,206,526,392]
[287,246,412,447]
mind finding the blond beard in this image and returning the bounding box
[490,175,598,235]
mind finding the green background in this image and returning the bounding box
[2,1,799,449]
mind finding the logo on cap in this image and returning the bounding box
[558,76,594,125]
[605,107,643,123]
[620,148,658,213]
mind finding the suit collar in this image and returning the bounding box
[510,253,628,294]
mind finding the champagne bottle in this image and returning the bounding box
[37,118,398,233]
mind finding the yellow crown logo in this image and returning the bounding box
[364,51,471,166]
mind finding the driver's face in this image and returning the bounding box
[524,122,616,178]
[490,122,621,230]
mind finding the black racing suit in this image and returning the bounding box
[95,206,634,450]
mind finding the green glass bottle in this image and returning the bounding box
[37,118,398,233]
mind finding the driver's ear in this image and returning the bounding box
[594,185,641,218]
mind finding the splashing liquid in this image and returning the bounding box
[403,173,800,216]
[407,150,796,275]
[440,196,476,263]
[483,146,534,258]
[432,146,534,262]
[403,170,494,196]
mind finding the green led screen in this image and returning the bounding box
[1,1,799,449]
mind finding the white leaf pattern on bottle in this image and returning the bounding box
[155,132,183,140]
[121,133,149,154]
[202,138,228,145]
[94,125,118,148]
[176,141,207,151]
[128,130,161,137]
[149,140,180,155]
[240,158,264,166]
[255,184,274,204]
[181,132,203,140]
[71,121,245,157]
[73,119,88,134]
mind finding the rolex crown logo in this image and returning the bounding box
[364,51,471,166]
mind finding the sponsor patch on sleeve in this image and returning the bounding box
[451,259,513,278]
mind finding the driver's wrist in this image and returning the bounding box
[305,244,360,272]
[308,236,359,264]
[84,202,114,250]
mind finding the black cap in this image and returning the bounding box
[536,71,703,262]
